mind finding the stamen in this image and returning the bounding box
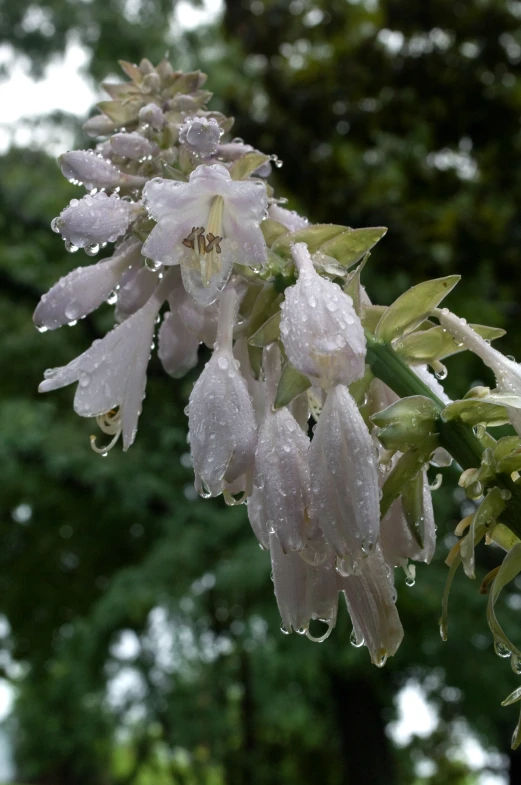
[90,408,122,454]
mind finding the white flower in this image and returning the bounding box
[55,192,133,249]
[379,470,436,569]
[59,151,146,191]
[142,164,267,305]
[34,240,142,330]
[178,117,223,157]
[188,288,257,497]
[139,103,165,129]
[254,406,314,553]
[157,285,200,378]
[341,546,404,666]
[280,243,366,389]
[268,204,309,232]
[438,309,521,433]
[115,261,160,322]
[246,484,270,550]
[110,132,159,161]
[309,384,380,573]
[270,533,339,641]
[38,270,176,450]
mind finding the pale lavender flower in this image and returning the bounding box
[142,164,267,305]
[341,546,404,666]
[280,243,366,390]
[115,263,160,322]
[270,533,339,641]
[268,204,309,232]
[139,103,165,129]
[55,192,133,249]
[176,293,219,347]
[34,239,142,330]
[309,384,380,573]
[143,164,267,305]
[187,288,257,498]
[246,484,270,550]
[178,117,223,157]
[438,309,521,434]
[39,270,177,451]
[110,132,159,160]
[158,310,199,379]
[59,151,146,191]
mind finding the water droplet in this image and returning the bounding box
[85,243,100,257]
[494,640,511,658]
[473,423,486,439]
[36,324,48,333]
[512,655,521,675]
[51,217,61,233]
[405,576,415,587]
[280,623,291,635]
[435,364,448,380]
[350,630,364,648]
[64,241,79,253]
[217,356,229,370]
[65,303,81,321]
[144,257,163,272]
[78,372,90,388]
[106,291,118,306]
[198,480,212,499]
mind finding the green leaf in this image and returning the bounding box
[260,219,288,246]
[274,363,312,409]
[375,275,461,343]
[319,227,387,268]
[248,312,281,347]
[229,152,271,181]
[271,224,348,256]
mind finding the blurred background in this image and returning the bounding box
[2,0,521,782]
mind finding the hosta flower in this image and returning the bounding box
[54,192,134,249]
[188,288,257,498]
[38,270,177,450]
[246,484,270,550]
[178,117,223,157]
[341,546,404,666]
[379,470,436,569]
[280,243,366,390]
[270,533,339,641]
[142,163,267,305]
[268,204,309,232]
[438,309,521,434]
[59,151,145,191]
[110,132,159,160]
[34,239,142,330]
[115,262,161,322]
[139,102,165,129]
[254,406,313,553]
[157,280,200,377]
[309,384,380,573]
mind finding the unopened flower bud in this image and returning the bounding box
[178,117,224,158]
[59,151,123,190]
[280,243,366,390]
[83,113,118,138]
[56,192,133,248]
[139,103,165,129]
[110,132,159,161]
[309,384,380,573]
[188,288,257,497]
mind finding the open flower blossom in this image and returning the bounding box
[188,287,257,499]
[280,242,366,389]
[142,164,268,305]
[309,384,380,573]
[39,269,177,451]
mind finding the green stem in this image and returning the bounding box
[365,331,521,540]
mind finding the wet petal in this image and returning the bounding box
[268,204,309,232]
[110,132,159,160]
[379,470,436,568]
[158,310,199,378]
[116,264,160,321]
[56,192,132,248]
[59,151,122,190]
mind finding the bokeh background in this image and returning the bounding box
[2,0,521,782]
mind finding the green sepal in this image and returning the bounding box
[361,305,386,333]
[162,71,207,97]
[96,99,141,125]
[274,363,312,409]
[248,312,281,348]
[380,437,438,519]
[229,152,271,181]
[494,436,521,475]
[247,284,283,378]
[318,227,387,268]
[441,388,521,428]
[460,487,506,579]
[371,395,439,452]
[394,323,505,365]
[487,543,521,662]
[344,254,369,316]
[375,275,460,343]
[271,224,348,256]
[490,523,521,552]
[118,60,144,83]
[401,471,425,548]
[261,219,288,246]
[159,161,188,181]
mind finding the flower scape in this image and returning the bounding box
[35,58,521,745]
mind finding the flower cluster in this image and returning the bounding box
[35,59,521,705]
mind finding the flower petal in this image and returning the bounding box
[57,192,132,248]
[158,311,199,378]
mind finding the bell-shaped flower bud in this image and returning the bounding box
[268,204,309,232]
[438,308,521,434]
[55,192,133,249]
[341,547,404,666]
[270,533,339,640]
[139,103,165,129]
[188,288,257,498]
[83,113,118,138]
[110,132,159,161]
[309,384,380,573]
[379,470,436,569]
[39,270,177,450]
[59,151,146,191]
[34,240,142,330]
[255,406,313,553]
[157,281,200,378]
[178,116,224,157]
[280,243,366,390]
